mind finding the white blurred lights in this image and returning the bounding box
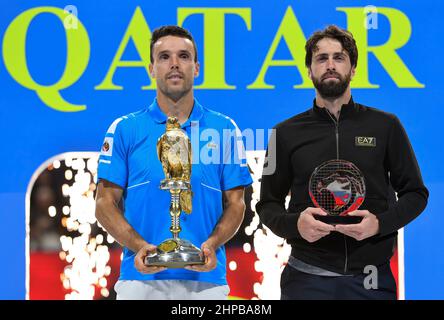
[65,170,73,180]
[53,160,61,169]
[48,151,288,300]
[246,151,291,300]
[62,205,70,215]
[48,206,56,217]
[51,155,114,300]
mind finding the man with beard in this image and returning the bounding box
[256,25,428,299]
[95,25,252,299]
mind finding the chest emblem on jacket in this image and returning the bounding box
[355,136,376,147]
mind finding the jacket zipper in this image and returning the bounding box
[325,108,349,274]
[325,109,340,160]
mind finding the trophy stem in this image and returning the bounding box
[169,189,182,239]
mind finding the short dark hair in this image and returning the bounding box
[150,25,198,63]
[305,25,358,68]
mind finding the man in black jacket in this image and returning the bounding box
[255,25,428,300]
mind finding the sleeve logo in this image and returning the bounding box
[101,137,113,156]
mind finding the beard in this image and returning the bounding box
[158,77,193,102]
[312,70,352,99]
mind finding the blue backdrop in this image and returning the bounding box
[0,0,442,299]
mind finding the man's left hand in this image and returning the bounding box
[184,241,217,272]
[334,210,379,241]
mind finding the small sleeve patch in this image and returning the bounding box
[101,137,114,156]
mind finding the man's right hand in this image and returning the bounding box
[134,244,167,274]
[297,207,336,243]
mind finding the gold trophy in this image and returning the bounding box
[144,117,205,268]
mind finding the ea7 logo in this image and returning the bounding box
[355,136,376,147]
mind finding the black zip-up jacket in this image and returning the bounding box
[256,97,429,275]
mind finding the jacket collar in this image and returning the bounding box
[311,96,358,121]
[148,98,204,128]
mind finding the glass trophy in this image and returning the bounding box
[309,159,366,225]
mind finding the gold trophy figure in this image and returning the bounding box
[144,117,205,268]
